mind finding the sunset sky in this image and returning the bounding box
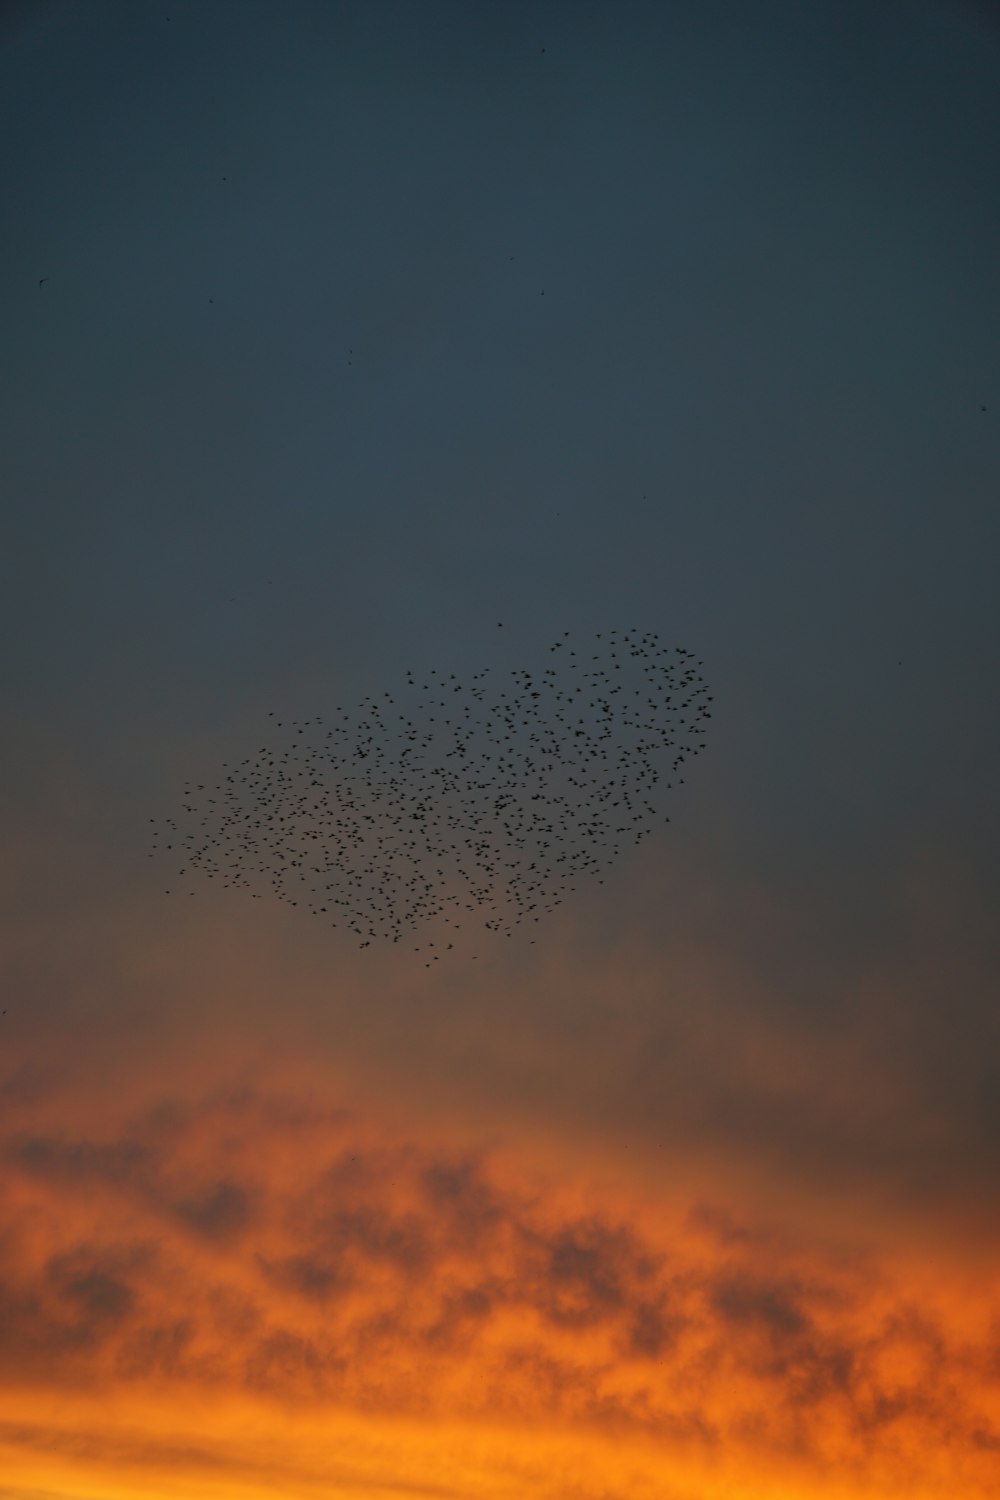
[2,2,1000,1497]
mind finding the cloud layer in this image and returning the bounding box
[1,1071,998,1499]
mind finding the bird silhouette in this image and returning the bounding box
[149,628,713,963]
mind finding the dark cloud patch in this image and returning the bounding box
[709,1271,810,1339]
[9,1132,153,1189]
[534,1227,627,1328]
[7,1110,257,1245]
[420,1155,507,1245]
[703,1267,863,1417]
[172,1178,253,1241]
[47,1262,133,1324]
[257,1252,352,1305]
[315,1204,431,1276]
[514,1216,662,1334]
[0,1241,150,1375]
[624,1295,683,1359]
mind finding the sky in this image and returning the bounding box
[2,1,1000,1496]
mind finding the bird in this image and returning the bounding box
[38,278,49,287]
[149,627,712,965]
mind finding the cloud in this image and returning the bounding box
[256,1250,352,1304]
[172,1177,254,1240]
[0,1074,998,1499]
[9,1133,153,1187]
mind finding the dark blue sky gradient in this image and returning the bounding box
[2,0,999,1241]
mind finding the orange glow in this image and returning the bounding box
[0,1050,998,1500]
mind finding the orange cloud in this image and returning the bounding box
[0,1066,998,1499]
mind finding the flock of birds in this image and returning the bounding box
[150,629,712,962]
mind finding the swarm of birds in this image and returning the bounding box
[150,629,712,959]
